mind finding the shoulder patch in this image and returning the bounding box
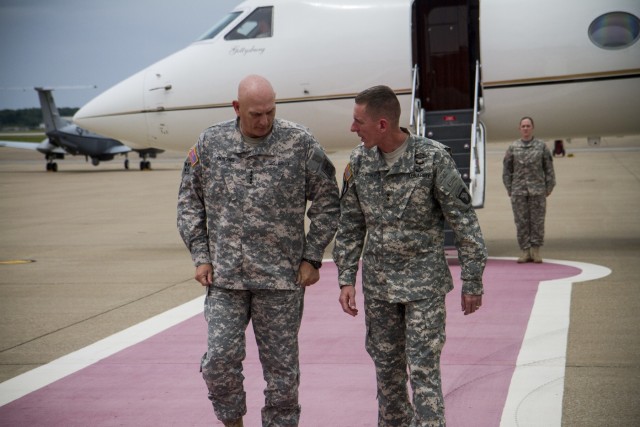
[307,146,335,179]
[458,187,471,205]
[188,147,199,166]
[343,163,353,183]
[340,163,353,198]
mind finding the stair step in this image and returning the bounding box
[425,109,474,125]
[442,139,471,152]
[426,124,471,140]
[422,109,476,248]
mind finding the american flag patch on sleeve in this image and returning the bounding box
[188,147,199,166]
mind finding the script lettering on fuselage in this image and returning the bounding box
[229,46,266,56]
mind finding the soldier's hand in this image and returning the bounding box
[339,285,358,317]
[195,263,213,286]
[296,261,320,287]
[462,293,482,315]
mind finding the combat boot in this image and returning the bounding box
[223,418,243,427]
[517,249,532,263]
[531,246,543,263]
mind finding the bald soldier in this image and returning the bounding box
[333,85,487,426]
[177,75,340,427]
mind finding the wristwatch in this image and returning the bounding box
[302,258,322,269]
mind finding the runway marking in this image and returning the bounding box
[497,258,611,427]
[0,297,204,406]
[0,259,36,265]
[0,257,612,426]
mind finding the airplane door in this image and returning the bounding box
[412,0,480,111]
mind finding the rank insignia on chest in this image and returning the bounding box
[188,147,199,166]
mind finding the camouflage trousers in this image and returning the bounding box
[510,194,547,250]
[201,286,305,427]
[365,295,447,427]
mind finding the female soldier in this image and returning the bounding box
[502,117,556,263]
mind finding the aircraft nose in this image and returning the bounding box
[73,71,149,149]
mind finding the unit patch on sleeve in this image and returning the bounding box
[308,146,335,179]
[458,187,471,205]
[341,163,353,198]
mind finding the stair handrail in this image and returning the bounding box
[470,60,481,191]
[409,64,426,137]
[468,60,487,208]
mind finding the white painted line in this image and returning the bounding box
[0,296,205,406]
[498,258,611,427]
[0,256,612,426]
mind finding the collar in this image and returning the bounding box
[231,118,276,156]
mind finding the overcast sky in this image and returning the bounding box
[0,0,242,110]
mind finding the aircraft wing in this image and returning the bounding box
[0,140,66,154]
[105,145,132,155]
[0,141,42,150]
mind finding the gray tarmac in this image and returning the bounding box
[1,136,639,426]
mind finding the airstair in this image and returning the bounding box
[410,62,486,246]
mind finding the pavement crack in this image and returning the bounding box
[0,279,193,354]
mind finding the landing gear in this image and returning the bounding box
[91,157,100,166]
[45,154,59,172]
[136,151,158,170]
[124,158,130,170]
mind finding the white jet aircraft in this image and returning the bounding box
[74,0,640,207]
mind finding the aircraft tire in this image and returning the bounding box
[51,163,58,172]
[124,159,129,170]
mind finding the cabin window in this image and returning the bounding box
[225,7,273,40]
[588,11,640,49]
[197,12,242,41]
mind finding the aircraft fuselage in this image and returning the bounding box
[74,0,640,150]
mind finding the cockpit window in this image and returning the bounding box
[588,11,640,49]
[225,7,273,40]
[197,11,242,41]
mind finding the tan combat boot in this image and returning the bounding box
[517,248,532,263]
[223,419,244,427]
[531,246,543,263]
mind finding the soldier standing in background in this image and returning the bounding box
[502,117,556,263]
[333,85,487,426]
[177,75,340,427]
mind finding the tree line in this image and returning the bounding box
[0,108,79,130]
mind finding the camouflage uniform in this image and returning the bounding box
[178,118,340,426]
[502,138,556,250]
[333,133,487,427]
